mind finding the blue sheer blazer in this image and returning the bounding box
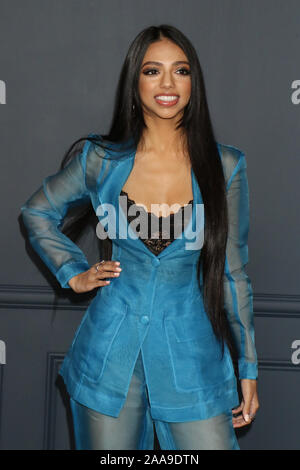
[20,136,258,422]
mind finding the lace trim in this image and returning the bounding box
[120,190,193,256]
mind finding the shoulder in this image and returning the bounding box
[79,134,108,190]
[82,133,133,189]
[84,134,134,162]
[216,142,247,188]
[83,133,106,161]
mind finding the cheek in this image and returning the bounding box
[181,80,191,99]
[139,79,155,99]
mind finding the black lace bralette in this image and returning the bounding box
[120,190,193,256]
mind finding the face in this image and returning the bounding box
[138,38,191,121]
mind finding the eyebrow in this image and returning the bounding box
[141,61,190,67]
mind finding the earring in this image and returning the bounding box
[132,104,135,111]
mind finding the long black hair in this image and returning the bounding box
[60,24,233,357]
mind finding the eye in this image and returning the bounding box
[142,68,159,75]
[176,67,191,75]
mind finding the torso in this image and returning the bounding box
[121,148,193,218]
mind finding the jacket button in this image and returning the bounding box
[151,258,160,267]
[140,315,149,324]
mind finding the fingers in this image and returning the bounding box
[69,260,123,293]
[232,400,249,428]
[232,414,249,428]
[232,396,259,428]
[232,412,256,428]
[93,260,120,272]
[93,260,122,281]
[232,402,243,415]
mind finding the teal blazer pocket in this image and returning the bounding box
[70,298,128,382]
[164,314,234,393]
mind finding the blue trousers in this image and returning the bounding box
[70,351,240,450]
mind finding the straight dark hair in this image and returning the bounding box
[60,24,233,357]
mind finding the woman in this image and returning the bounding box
[21,24,259,450]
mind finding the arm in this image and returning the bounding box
[223,152,258,380]
[21,139,93,289]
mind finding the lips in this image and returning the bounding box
[154,94,179,98]
[154,95,180,106]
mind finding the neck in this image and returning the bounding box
[139,115,188,158]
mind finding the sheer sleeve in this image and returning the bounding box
[21,139,93,289]
[223,152,258,380]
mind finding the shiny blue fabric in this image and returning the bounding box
[20,135,258,423]
[70,350,239,450]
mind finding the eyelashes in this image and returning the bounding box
[142,68,191,76]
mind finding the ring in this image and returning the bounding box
[95,260,105,271]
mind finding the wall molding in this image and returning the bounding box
[0,284,95,311]
[43,353,65,450]
[254,293,300,318]
[0,285,299,315]
[258,359,300,371]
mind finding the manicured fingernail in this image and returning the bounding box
[115,261,120,265]
[244,414,250,422]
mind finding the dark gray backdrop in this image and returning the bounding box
[0,0,299,449]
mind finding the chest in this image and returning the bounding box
[121,150,193,217]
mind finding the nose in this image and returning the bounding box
[159,69,175,88]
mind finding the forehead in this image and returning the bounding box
[142,39,188,62]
